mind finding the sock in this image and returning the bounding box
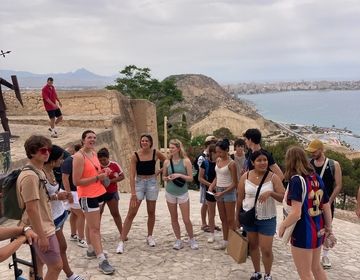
[88,244,94,252]
[97,253,106,263]
[323,249,329,257]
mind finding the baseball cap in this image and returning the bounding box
[305,139,324,152]
[205,135,217,142]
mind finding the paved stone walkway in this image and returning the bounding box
[1,190,359,279]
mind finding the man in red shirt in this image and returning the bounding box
[42,77,63,138]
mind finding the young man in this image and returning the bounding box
[198,135,217,232]
[42,77,63,138]
[306,139,342,269]
[16,135,63,280]
[231,138,246,182]
[243,128,284,181]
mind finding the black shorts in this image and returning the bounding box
[47,108,62,119]
[79,194,105,213]
[103,191,120,202]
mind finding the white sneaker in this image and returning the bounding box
[69,234,79,241]
[173,239,183,250]
[214,240,227,250]
[116,241,124,254]
[207,234,215,243]
[190,238,199,250]
[77,239,88,248]
[146,236,156,247]
[321,256,332,269]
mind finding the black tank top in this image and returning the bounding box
[310,159,335,196]
[135,149,156,175]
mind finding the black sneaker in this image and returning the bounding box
[250,272,262,280]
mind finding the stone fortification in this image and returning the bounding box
[167,74,278,137]
[4,90,158,193]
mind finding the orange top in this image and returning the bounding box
[77,151,106,198]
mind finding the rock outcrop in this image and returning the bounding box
[167,74,278,137]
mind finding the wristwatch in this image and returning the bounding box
[23,226,32,233]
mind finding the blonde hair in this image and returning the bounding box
[284,146,314,180]
[169,139,187,159]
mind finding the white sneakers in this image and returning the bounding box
[173,239,184,250]
[173,239,199,250]
[77,239,88,248]
[189,238,199,250]
[321,256,332,269]
[207,234,215,243]
[214,240,228,250]
[146,236,156,247]
[116,241,124,254]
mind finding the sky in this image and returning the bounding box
[1,0,360,83]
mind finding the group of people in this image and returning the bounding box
[0,126,351,280]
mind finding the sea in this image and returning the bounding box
[237,90,360,151]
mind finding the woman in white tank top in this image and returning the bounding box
[236,150,284,280]
[209,139,237,250]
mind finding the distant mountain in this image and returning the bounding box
[0,68,116,89]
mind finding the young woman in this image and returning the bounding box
[97,147,125,243]
[209,139,237,250]
[117,134,166,254]
[279,146,332,280]
[237,150,284,280]
[163,139,198,250]
[198,143,218,243]
[73,130,115,275]
[61,143,87,248]
[43,145,84,280]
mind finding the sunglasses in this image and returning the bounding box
[38,147,52,154]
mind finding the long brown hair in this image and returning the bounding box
[284,146,314,180]
[169,139,187,159]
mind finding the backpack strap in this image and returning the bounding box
[328,159,335,177]
[320,158,329,178]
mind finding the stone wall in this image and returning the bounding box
[4,90,158,193]
[4,90,120,116]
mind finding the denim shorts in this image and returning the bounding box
[54,210,69,231]
[243,217,277,236]
[136,177,158,201]
[215,187,237,202]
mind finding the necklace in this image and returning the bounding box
[43,168,56,184]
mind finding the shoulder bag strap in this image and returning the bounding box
[170,159,175,174]
[134,152,140,162]
[319,158,329,178]
[254,170,270,207]
[152,149,156,160]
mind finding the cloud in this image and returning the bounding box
[1,0,360,82]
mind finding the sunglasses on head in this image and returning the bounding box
[38,147,52,154]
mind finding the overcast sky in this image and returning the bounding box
[1,0,360,83]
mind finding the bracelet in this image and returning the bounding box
[23,226,32,234]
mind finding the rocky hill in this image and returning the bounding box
[167,74,279,137]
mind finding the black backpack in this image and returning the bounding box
[192,152,206,187]
[1,165,42,220]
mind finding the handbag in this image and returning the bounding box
[170,159,186,187]
[227,229,248,264]
[239,170,269,227]
[282,175,307,245]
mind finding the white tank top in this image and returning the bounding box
[243,175,277,220]
[215,160,233,188]
[45,182,65,220]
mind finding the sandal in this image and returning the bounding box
[201,225,211,232]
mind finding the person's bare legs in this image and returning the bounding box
[207,201,216,233]
[72,208,86,240]
[146,200,156,236]
[201,202,208,228]
[224,201,236,237]
[248,232,261,273]
[258,233,274,275]
[179,200,194,239]
[291,246,316,280]
[84,210,103,255]
[121,200,142,241]
[312,247,328,280]
[167,201,181,239]
[105,198,123,238]
[56,227,74,278]
[69,210,78,237]
[217,201,228,240]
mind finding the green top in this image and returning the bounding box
[166,159,188,196]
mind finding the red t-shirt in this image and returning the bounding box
[102,161,123,193]
[42,84,58,111]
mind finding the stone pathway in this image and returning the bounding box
[1,190,359,280]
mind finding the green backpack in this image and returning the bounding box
[1,165,41,220]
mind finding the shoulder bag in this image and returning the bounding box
[170,159,186,188]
